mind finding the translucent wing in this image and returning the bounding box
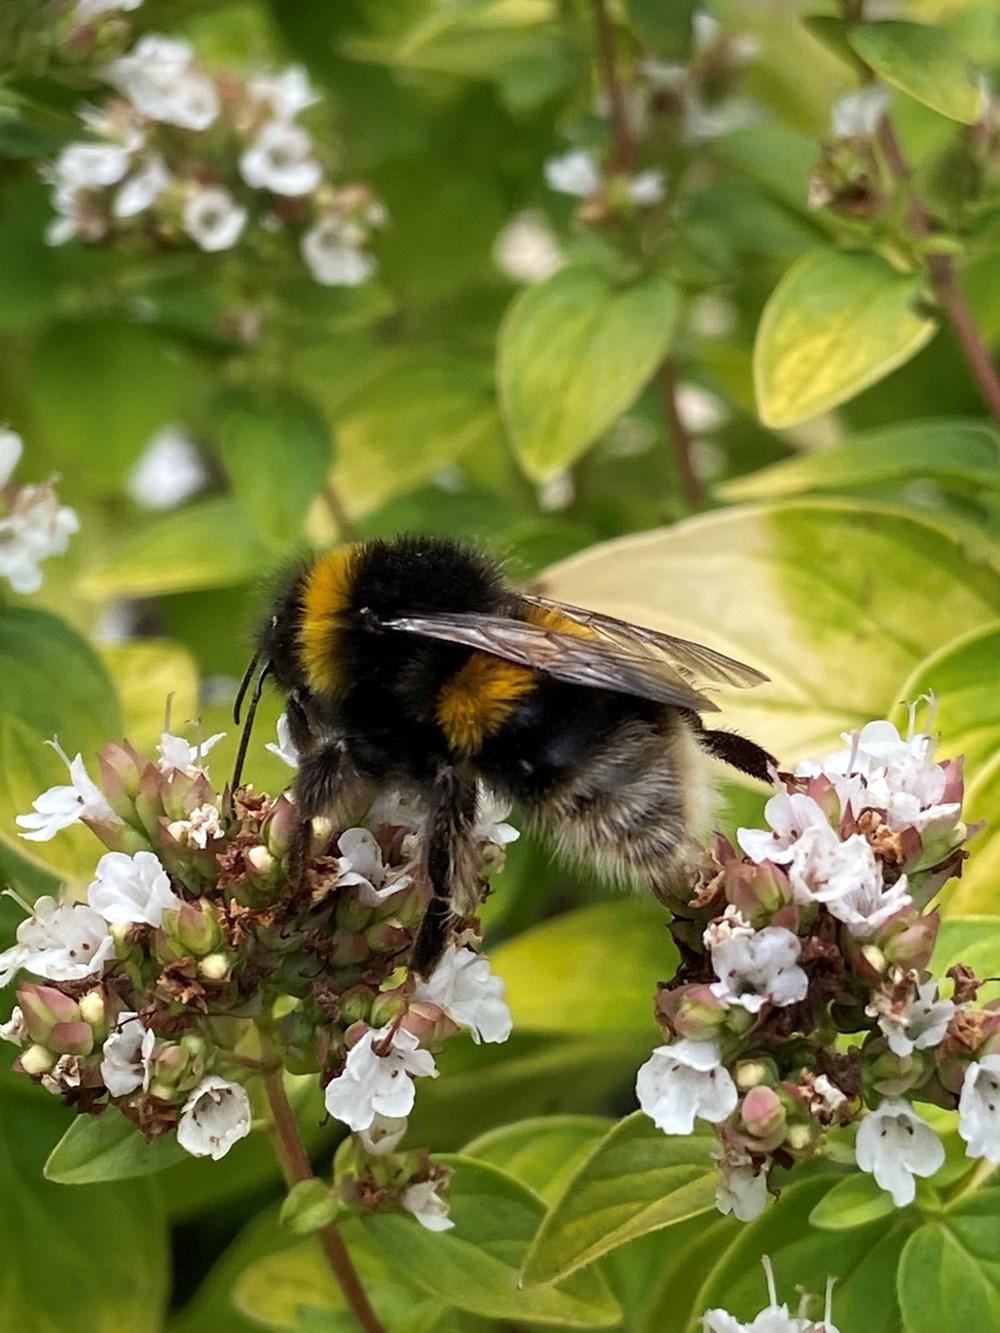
[381,611,720,713]
[518,594,768,689]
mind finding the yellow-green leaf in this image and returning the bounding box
[754,251,936,428]
[848,21,985,125]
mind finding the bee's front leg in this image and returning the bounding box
[287,738,366,890]
[410,765,479,977]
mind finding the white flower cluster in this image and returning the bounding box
[702,1257,839,1333]
[544,148,666,208]
[44,36,385,285]
[0,430,78,595]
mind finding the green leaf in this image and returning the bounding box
[718,418,1000,502]
[899,1191,1000,1333]
[490,898,675,1035]
[30,320,205,487]
[754,251,937,428]
[521,1117,717,1286]
[624,0,697,58]
[848,21,985,124]
[895,622,1000,913]
[499,266,680,480]
[462,1116,612,1203]
[361,1155,621,1326]
[0,606,121,880]
[809,1171,896,1230]
[80,498,271,599]
[100,639,200,754]
[540,501,1000,767]
[218,392,333,550]
[935,916,1000,978]
[279,1179,341,1235]
[333,357,503,517]
[44,1112,188,1183]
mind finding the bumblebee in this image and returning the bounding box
[234,534,773,975]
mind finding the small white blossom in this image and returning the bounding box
[627,169,666,206]
[183,185,247,252]
[126,425,207,510]
[401,1178,454,1232]
[544,148,602,197]
[102,36,219,131]
[492,210,563,283]
[0,428,22,486]
[41,1053,84,1096]
[324,1027,437,1132]
[265,713,300,769]
[855,1098,944,1206]
[0,896,115,985]
[88,850,182,928]
[714,1145,770,1222]
[100,1012,156,1096]
[868,979,955,1058]
[16,747,119,841]
[248,66,320,121]
[708,923,808,1014]
[411,945,513,1045]
[50,141,134,191]
[240,121,322,196]
[357,1113,408,1157]
[676,383,729,434]
[958,1055,1000,1163]
[168,803,223,849]
[785,822,912,934]
[0,1007,24,1045]
[701,1256,837,1333]
[832,85,890,137]
[113,153,171,218]
[301,218,375,286]
[737,791,829,865]
[177,1076,253,1160]
[0,482,80,595]
[335,828,412,906]
[637,1039,738,1135]
[473,788,519,850]
[157,730,225,778]
[73,0,143,18]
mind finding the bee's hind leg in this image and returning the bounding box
[696,726,775,784]
[409,765,479,978]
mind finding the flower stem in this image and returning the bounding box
[656,359,704,509]
[321,482,360,543]
[590,0,634,173]
[877,115,1000,426]
[261,1065,385,1333]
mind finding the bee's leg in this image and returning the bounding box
[287,738,363,889]
[697,726,775,783]
[410,765,479,977]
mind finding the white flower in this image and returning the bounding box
[265,713,300,769]
[958,1055,1000,1163]
[73,0,143,18]
[100,1012,156,1096]
[16,747,119,841]
[248,66,320,121]
[102,36,219,131]
[708,923,808,1014]
[855,1099,944,1206]
[737,791,829,865]
[168,803,223,849]
[0,482,80,595]
[832,85,890,137]
[783,820,912,934]
[177,1076,253,1159]
[636,1039,738,1134]
[301,218,375,286]
[41,1053,84,1096]
[357,1113,408,1157]
[157,730,225,777]
[411,944,513,1044]
[627,169,666,206]
[544,148,602,197]
[869,979,955,1058]
[113,153,171,218]
[714,1145,770,1222]
[240,121,322,196]
[473,788,519,850]
[701,1257,821,1333]
[88,850,182,927]
[334,828,411,906]
[0,428,22,486]
[126,425,207,509]
[50,141,134,191]
[0,896,115,985]
[400,1178,454,1232]
[324,1027,437,1132]
[676,384,728,434]
[0,1007,24,1044]
[492,210,563,284]
[183,185,247,252]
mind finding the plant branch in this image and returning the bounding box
[262,1065,385,1333]
[321,482,360,544]
[656,359,703,509]
[590,0,634,173]
[877,115,1000,426]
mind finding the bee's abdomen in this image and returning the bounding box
[435,652,538,753]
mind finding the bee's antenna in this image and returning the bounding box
[233,652,260,725]
[231,660,271,791]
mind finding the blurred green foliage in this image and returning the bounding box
[4,0,1000,1329]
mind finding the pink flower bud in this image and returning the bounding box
[264,795,298,857]
[399,1001,459,1045]
[48,1020,95,1056]
[738,1085,786,1147]
[657,984,729,1040]
[18,983,81,1042]
[98,740,146,806]
[883,910,939,970]
[329,932,370,967]
[365,921,410,955]
[727,858,793,924]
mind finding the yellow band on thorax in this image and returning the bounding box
[299,546,360,697]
